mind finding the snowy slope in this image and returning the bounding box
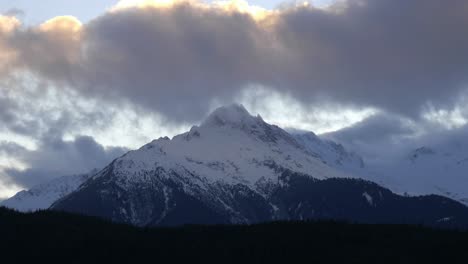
[110,105,349,187]
[355,146,468,206]
[1,169,97,212]
[292,131,365,173]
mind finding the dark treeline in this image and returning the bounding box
[1,206,468,263]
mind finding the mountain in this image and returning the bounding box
[2,107,363,214]
[1,170,97,212]
[359,145,468,206]
[50,105,468,228]
[407,145,468,205]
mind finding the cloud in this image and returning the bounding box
[232,85,377,133]
[0,73,185,191]
[78,0,274,121]
[0,15,20,76]
[0,135,127,188]
[326,114,417,145]
[324,109,468,163]
[323,113,419,160]
[0,0,467,122]
[9,16,83,83]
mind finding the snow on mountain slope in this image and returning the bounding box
[107,104,349,187]
[1,170,97,212]
[358,146,468,206]
[403,146,468,205]
[292,131,365,173]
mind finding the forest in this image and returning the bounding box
[1,206,468,263]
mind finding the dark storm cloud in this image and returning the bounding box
[273,0,468,116]
[2,0,468,122]
[1,136,128,188]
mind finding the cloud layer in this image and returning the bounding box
[0,136,127,188]
[2,0,468,121]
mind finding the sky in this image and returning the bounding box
[0,0,335,24]
[1,0,468,199]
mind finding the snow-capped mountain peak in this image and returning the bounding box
[197,104,297,146]
[1,169,98,212]
[109,105,345,192]
[201,104,261,128]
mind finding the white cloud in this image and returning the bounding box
[235,85,377,133]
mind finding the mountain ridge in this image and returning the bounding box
[4,104,468,227]
[49,105,468,227]
[1,169,98,212]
